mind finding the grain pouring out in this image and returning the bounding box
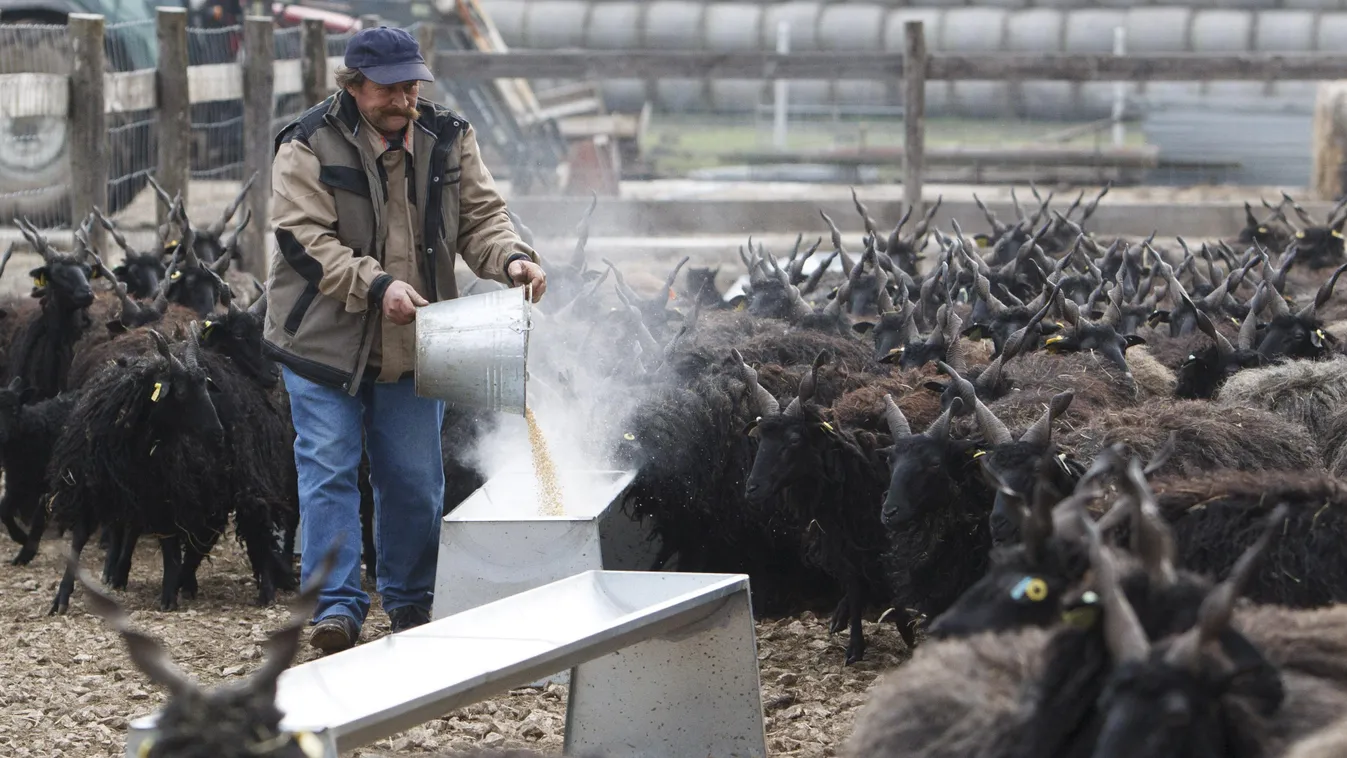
[526,406,565,516]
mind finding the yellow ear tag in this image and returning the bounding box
[1258,226,1268,234]
[1317,329,1327,341]
[151,382,163,402]
[1334,231,1344,240]
[820,421,834,432]
[170,271,182,280]
[972,449,987,458]
[33,275,45,287]
[295,732,326,758]
[201,321,215,338]
[1011,576,1049,602]
[734,301,747,312]
[623,432,635,441]
[1296,231,1306,239]
[137,739,155,758]
[1045,335,1066,345]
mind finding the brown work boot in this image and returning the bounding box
[309,615,359,654]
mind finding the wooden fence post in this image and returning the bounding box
[157,7,190,229]
[300,17,328,108]
[68,13,106,246]
[416,21,435,69]
[241,15,274,278]
[903,21,926,217]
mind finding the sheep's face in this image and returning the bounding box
[886,240,920,277]
[1093,660,1228,758]
[894,338,945,371]
[114,253,167,300]
[976,443,1081,546]
[746,279,802,321]
[1043,324,1142,378]
[966,308,1059,360]
[1175,345,1263,400]
[744,414,821,504]
[1237,218,1289,251]
[147,687,311,758]
[165,266,221,318]
[684,267,722,305]
[926,539,1088,638]
[1292,225,1346,269]
[201,312,279,388]
[881,436,956,528]
[869,312,908,362]
[148,357,223,439]
[32,255,95,309]
[847,272,885,319]
[1257,314,1334,362]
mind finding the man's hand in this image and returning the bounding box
[507,259,547,303]
[382,280,428,326]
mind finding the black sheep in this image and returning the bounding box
[48,326,224,613]
[6,217,96,399]
[875,395,1001,641]
[739,350,896,663]
[0,378,79,565]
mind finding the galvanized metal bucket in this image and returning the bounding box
[415,286,531,414]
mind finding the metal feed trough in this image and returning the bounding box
[124,571,767,758]
[433,468,656,619]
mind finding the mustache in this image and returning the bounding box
[381,104,419,120]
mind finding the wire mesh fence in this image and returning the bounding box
[0,23,72,229]
[188,25,244,182]
[104,19,158,226]
[272,26,305,138]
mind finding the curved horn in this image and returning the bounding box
[882,394,911,438]
[1164,504,1288,672]
[819,210,855,276]
[1121,456,1177,587]
[1083,517,1151,664]
[1237,282,1267,352]
[923,396,961,442]
[247,288,268,319]
[207,170,257,238]
[1019,391,1073,447]
[1298,260,1347,321]
[185,321,203,372]
[784,351,828,418]
[732,349,780,418]
[939,360,1012,444]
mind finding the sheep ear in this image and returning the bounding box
[105,320,128,336]
[1124,335,1147,349]
[922,381,947,395]
[1146,309,1171,327]
[961,324,986,340]
[852,321,876,335]
[742,418,761,437]
[29,266,48,288]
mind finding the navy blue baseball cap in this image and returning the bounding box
[344,26,434,85]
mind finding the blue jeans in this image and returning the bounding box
[283,366,445,630]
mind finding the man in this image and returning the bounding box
[266,26,547,653]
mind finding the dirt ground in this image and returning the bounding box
[0,533,909,758]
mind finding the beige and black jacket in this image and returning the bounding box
[265,90,537,395]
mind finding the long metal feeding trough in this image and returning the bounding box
[433,468,657,621]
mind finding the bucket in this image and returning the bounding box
[414,285,531,414]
